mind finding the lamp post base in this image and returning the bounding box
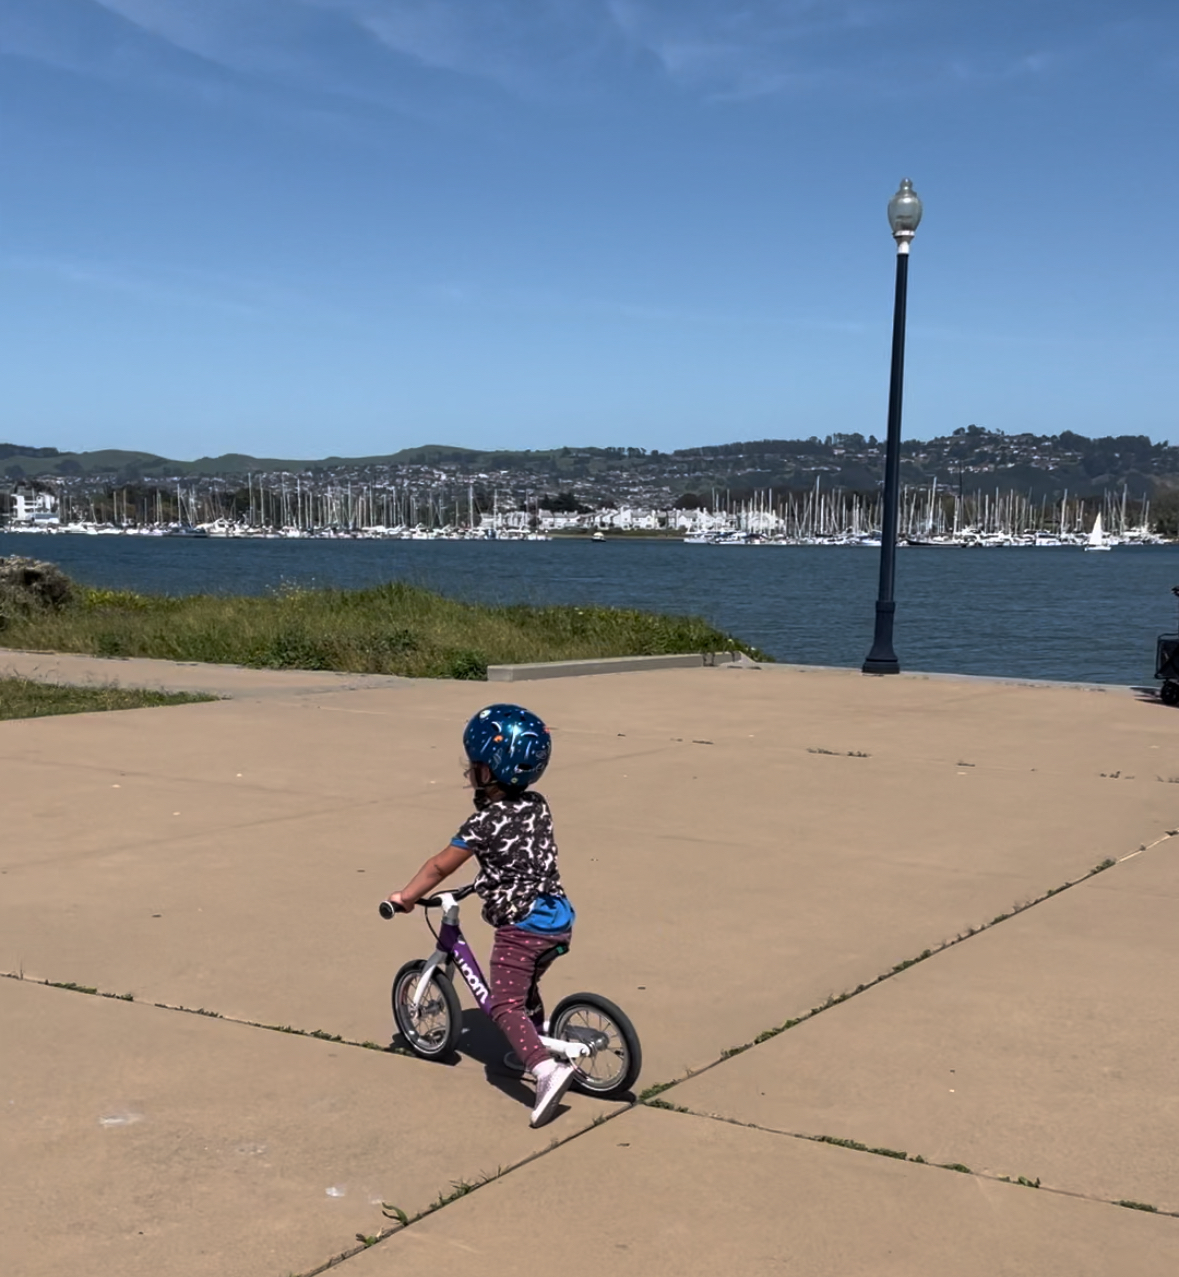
[862,601,900,675]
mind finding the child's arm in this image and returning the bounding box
[387,842,474,912]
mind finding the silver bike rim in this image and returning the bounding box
[397,975,451,1051]
[557,1007,629,1089]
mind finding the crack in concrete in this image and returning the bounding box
[288,1109,632,1277]
[0,972,407,1055]
[7,835,1174,1271]
[2,970,638,1275]
[637,1104,1178,1221]
[637,840,1173,1104]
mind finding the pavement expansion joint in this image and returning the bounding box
[635,1103,1177,1222]
[2,969,639,1277]
[0,970,405,1055]
[288,1105,632,1277]
[634,840,1175,1111]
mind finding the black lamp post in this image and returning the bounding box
[863,177,923,675]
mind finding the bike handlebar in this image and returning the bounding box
[379,882,477,919]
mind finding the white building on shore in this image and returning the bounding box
[5,486,60,526]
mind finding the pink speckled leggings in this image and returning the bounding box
[486,926,571,1073]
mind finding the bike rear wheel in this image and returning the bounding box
[549,992,641,1098]
[392,960,462,1060]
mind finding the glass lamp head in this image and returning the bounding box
[887,178,922,246]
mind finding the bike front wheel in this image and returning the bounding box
[549,992,642,1098]
[392,960,462,1060]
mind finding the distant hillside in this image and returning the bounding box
[3,429,1178,500]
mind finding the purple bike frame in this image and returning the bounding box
[437,916,492,1012]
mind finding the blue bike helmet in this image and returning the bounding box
[463,704,551,792]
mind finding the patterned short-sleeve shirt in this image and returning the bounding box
[452,790,566,928]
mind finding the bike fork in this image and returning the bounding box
[411,949,451,1009]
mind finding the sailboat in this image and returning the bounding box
[1084,512,1112,552]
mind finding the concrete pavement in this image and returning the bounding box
[1,653,1177,1274]
[346,1106,1179,1277]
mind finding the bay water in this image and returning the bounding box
[3,531,1178,687]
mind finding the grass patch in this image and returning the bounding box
[0,575,767,679]
[0,677,215,722]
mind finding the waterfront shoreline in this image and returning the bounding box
[4,532,1177,687]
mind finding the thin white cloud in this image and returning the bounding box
[423,277,868,334]
[2,0,1172,110]
[605,0,881,98]
[92,0,310,75]
[308,0,625,98]
[0,253,336,321]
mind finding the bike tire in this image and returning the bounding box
[392,959,462,1060]
[549,992,642,1098]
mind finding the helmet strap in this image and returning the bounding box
[469,762,509,802]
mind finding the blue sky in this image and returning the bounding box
[1,1,1176,460]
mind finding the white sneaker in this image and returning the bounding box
[530,1060,576,1128]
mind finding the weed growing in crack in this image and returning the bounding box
[1116,1200,1158,1213]
[941,1162,973,1174]
[815,1136,868,1152]
[638,1079,678,1101]
[435,1179,476,1207]
[382,1167,507,1235]
[646,1098,692,1113]
[754,1017,803,1045]
[812,1136,908,1160]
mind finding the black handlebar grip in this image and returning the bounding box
[378,900,396,920]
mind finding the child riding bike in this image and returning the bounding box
[386,703,577,1128]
